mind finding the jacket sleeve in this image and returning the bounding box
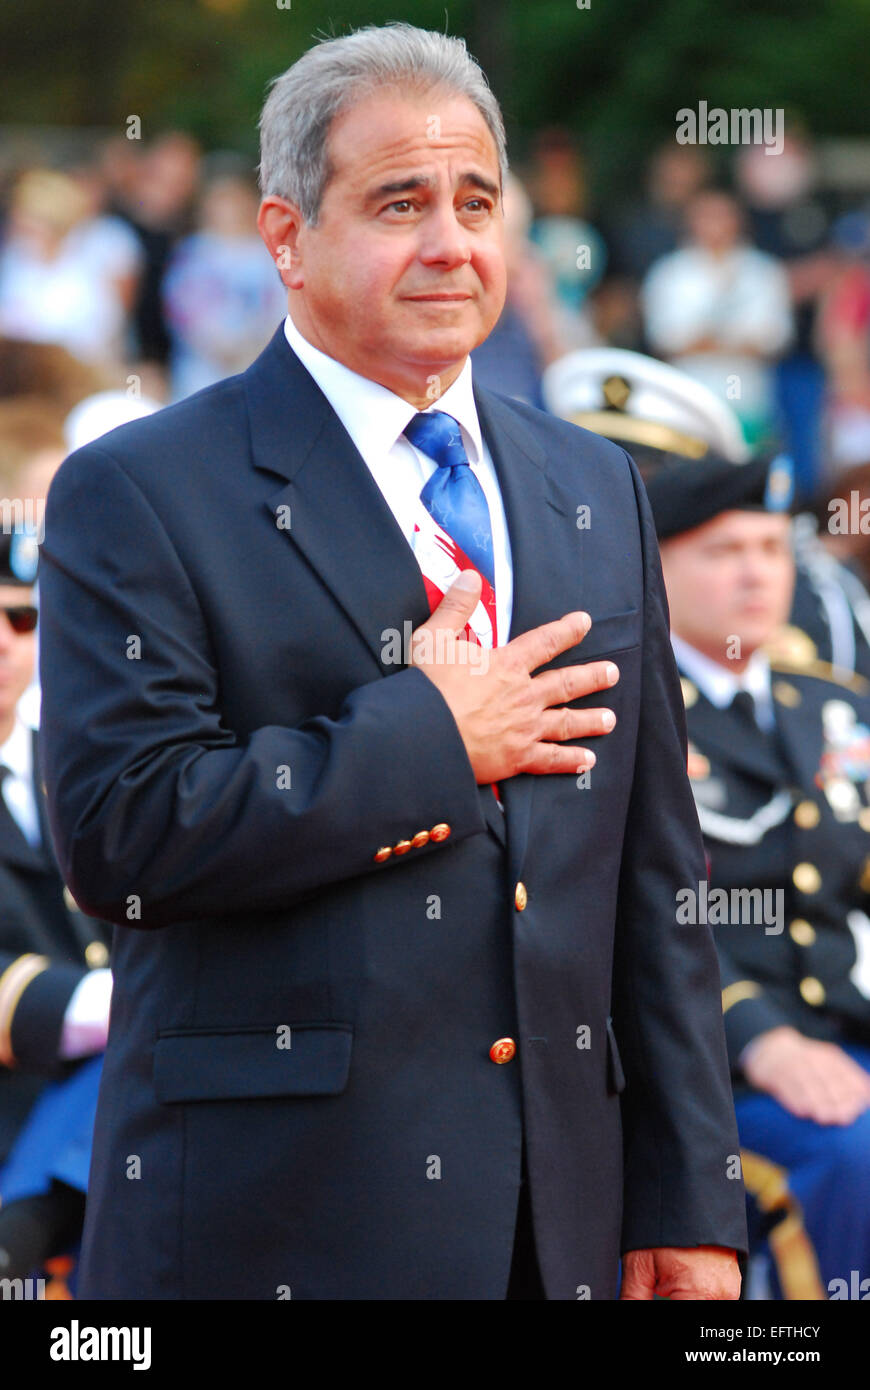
[0,949,87,1075]
[715,944,793,1071]
[38,444,487,930]
[610,451,749,1256]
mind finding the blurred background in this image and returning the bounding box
[1,0,870,505]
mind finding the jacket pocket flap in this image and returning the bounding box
[153,1023,353,1102]
[546,609,641,668]
[605,1016,627,1094]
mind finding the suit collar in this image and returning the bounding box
[244,326,577,874]
[281,313,486,466]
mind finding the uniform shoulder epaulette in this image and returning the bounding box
[764,624,870,696]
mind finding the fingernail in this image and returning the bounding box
[455,570,479,591]
[606,663,619,685]
[602,710,616,731]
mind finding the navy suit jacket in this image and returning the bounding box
[38,325,747,1299]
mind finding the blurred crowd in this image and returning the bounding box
[2,125,870,507]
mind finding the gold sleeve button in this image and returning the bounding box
[411,830,430,849]
[514,882,528,911]
[373,846,392,864]
[489,1037,516,1064]
[794,801,820,829]
[430,823,451,843]
[393,839,413,856]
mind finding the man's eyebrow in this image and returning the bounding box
[364,172,500,204]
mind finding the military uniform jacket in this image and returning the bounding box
[38,325,747,1300]
[0,727,112,1165]
[680,664,870,1092]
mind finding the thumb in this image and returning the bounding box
[417,570,481,634]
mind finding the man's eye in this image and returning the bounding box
[386,200,415,213]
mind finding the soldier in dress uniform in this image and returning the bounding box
[0,525,113,1282]
[543,345,870,684]
[647,447,870,1299]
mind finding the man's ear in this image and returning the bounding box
[257,196,305,289]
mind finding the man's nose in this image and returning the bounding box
[417,200,472,267]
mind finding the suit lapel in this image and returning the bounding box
[770,685,824,790]
[473,385,582,878]
[246,329,430,676]
[684,687,794,786]
[244,329,576,866]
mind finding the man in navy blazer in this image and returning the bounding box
[38,24,747,1299]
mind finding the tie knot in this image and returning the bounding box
[404,411,468,470]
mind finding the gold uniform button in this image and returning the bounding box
[430,823,451,843]
[85,940,110,968]
[799,976,826,1007]
[373,846,392,864]
[489,1037,516,1064]
[411,830,430,849]
[63,885,80,912]
[789,919,816,947]
[793,862,821,894]
[860,808,870,832]
[393,839,413,856]
[794,800,820,829]
[514,882,528,912]
[773,680,802,707]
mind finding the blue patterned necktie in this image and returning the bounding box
[403,411,495,591]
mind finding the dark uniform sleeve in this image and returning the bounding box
[0,950,88,1075]
[716,948,793,1071]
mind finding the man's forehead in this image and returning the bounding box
[326,90,500,188]
[0,584,33,604]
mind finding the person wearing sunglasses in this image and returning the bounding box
[0,524,113,1288]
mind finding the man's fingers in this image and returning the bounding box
[533,660,620,707]
[537,706,616,743]
[618,1251,656,1300]
[520,744,597,777]
[507,611,592,674]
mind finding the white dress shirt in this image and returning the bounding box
[670,633,775,731]
[282,313,514,645]
[0,713,41,848]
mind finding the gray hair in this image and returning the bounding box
[258,22,508,225]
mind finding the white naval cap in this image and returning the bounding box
[542,347,749,464]
[64,390,163,452]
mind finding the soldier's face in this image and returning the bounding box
[0,583,36,724]
[660,511,794,665]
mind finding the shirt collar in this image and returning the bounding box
[282,312,484,465]
[670,632,772,710]
[0,713,33,782]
